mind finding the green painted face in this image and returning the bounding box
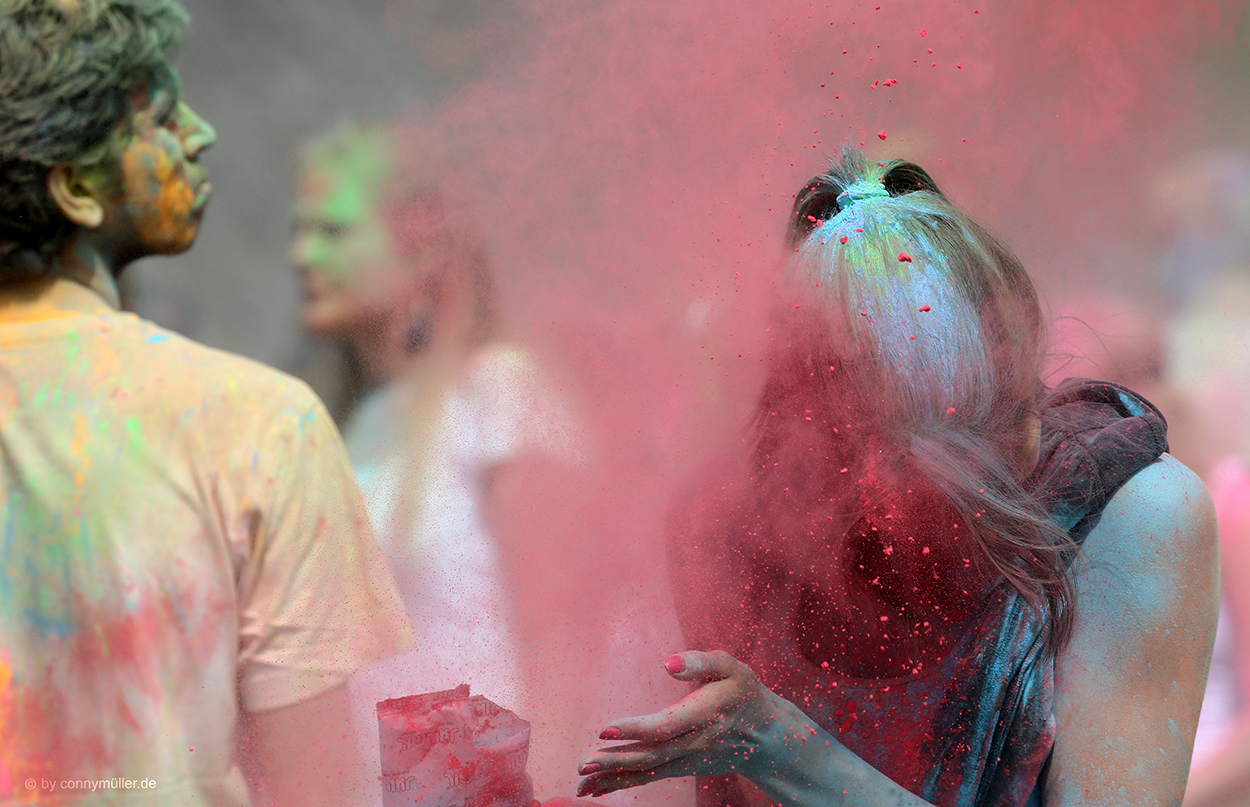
[292,132,408,337]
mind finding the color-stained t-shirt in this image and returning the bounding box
[0,278,414,806]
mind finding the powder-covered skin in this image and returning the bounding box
[99,74,215,260]
[292,134,404,332]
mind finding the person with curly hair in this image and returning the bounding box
[0,2,413,805]
[575,150,1219,806]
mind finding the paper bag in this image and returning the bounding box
[378,685,534,807]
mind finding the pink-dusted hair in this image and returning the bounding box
[754,147,1074,651]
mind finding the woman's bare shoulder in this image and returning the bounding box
[1074,453,1218,630]
[1083,454,1215,561]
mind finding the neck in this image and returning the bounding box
[50,233,123,309]
[347,327,415,392]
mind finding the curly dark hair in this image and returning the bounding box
[0,0,189,278]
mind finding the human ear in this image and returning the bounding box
[47,163,105,229]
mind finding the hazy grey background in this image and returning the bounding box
[121,0,455,375]
[121,1,1250,394]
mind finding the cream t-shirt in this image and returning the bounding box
[0,278,413,806]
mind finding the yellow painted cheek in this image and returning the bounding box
[125,140,194,240]
[157,181,195,234]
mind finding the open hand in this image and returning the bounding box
[576,650,810,797]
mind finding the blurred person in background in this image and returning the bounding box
[1184,454,1250,807]
[577,150,1218,806]
[1157,153,1250,807]
[0,1,412,805]
[292,120,624,800]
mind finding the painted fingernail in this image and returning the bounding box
[599,726,621,740]
[663,654,686,674]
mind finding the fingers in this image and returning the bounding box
[578,736,696,774]
[596,693,717,745]
[576,755,701,798]
[661,649,750,684]
[594,651,754,744]
[579,650,767,795]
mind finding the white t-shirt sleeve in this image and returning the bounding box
[464,345,586,468]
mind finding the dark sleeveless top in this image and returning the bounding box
[679,379,1169,807]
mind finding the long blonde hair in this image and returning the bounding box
[755,148,1075,652]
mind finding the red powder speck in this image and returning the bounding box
[855,228,863,232]
[898,252,912,262]
[840,467,849,473]
[918,304,931,312]
[883,78,897,86]
[946,408,956,414]
[957,62,963,69]
[919,28,927,36]
[877,130,887,140]
[909,335,916,340]
[840,235,848,244]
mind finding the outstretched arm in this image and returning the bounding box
[574,650,930,806]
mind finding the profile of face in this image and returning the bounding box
[291,139,416,339]
[90,66,217,262]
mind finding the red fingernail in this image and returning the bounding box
[599,726,621,740]
[579,762,601,775]
[663,654,686,674]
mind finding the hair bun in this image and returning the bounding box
[835,179,890,210]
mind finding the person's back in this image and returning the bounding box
[0,279,405,804]
[0,2,412,803]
